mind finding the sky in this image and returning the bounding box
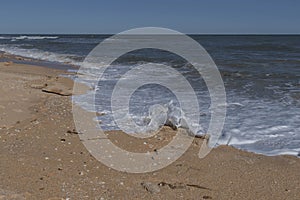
[0,0,299,34]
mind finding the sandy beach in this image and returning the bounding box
[0,61,300,200]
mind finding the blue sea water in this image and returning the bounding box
[0,34,299,156]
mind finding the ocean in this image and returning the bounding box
[0,34,299,157]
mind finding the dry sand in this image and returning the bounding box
[0,61,299,200]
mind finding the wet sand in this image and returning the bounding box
[0,61,299,200]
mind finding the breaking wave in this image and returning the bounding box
[0,35,59,41]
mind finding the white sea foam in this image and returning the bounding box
[254,148,300,157]
[0,44,80,65]
[0,36,58,41]
[14,36,59,40]
[228,137,258,145]
[0,36,11,40]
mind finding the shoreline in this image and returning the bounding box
[0,52,300,158]
[0,51,79,71]
[0,60,300,199]
[2,51,299,158]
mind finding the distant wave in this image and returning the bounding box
[0,36,11,40]
[0,36,59,41]
[14,36,59,40]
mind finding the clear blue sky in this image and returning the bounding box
[0,0,299,34]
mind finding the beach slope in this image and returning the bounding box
[0,62,299,200]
